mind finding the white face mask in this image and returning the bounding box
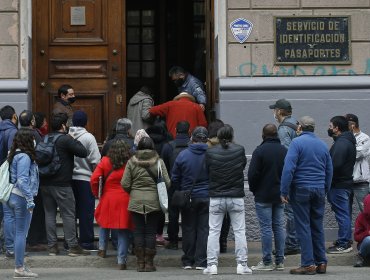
[273,111,279,122]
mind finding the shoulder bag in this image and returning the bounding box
[145,161,168,213]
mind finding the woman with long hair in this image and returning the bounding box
[3,128,39,278]
[91,139,133,270]
[121,137,170,272]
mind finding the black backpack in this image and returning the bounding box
[168,140,188,171]
[35,134,63,177]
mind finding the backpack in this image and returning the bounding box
[0,130,9,164]
[168,140,188,171]
[35,134,63,177]
[279,121,298,131]
[0,160,14,202]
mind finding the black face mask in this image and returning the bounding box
[327,128,334,137]
[173,78,185,87]
[67,97,76,104]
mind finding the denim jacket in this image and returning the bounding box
[178,73,206,105]
[10,151,39,207]
[278,116,298,148]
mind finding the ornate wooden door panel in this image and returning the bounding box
[33,0,125,143]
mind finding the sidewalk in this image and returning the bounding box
[0,241,357,269]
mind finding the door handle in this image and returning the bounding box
[40,81,47,88]
[116,94,123,104]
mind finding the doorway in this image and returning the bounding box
[126,0,209,106]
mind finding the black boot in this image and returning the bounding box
[354,253,365,267]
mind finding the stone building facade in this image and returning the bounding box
[0,0,369,240]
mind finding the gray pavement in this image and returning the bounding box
[0,266,369,280]
[0,241,358,270]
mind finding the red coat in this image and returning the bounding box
[354,194,370,244]
[90,156,133,230]
[149,97,207,138]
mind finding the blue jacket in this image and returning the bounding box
[171,143,209,198]
[280,132,333,196]
[0,119,18,161]
[10,151,39,208]
[178,73,206,105]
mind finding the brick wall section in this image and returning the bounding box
[227,0,370,76]
[0,0,19,78]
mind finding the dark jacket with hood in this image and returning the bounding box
[40,132,87,187]
[171,143,209,198]
[121,149,170,214]
[206,142,247,198]
[330,131,356,189]
[248,137,287,203]
[161,133,190,173]
[0,119,18,162]
[354,194,370,245]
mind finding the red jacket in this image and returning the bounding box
[149,97,207,138]
[354,194,370,244]
[90,156,133,230]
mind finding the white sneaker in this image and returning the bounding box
[14,266,38,278]
[183,266,192,270]
[203,264,218,275]
[237,263,252,275]
[251,261,274,271]
[195,266,206,270]
[275,263,285,271]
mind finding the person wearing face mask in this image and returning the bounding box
[53,84,76,128]
[344,114,370,215]
[39,113,89,257]
[326,116,356,254]
[280,116,333,275]
[268,99,300,256]
[34,112,49,137]
[169,66,206,111]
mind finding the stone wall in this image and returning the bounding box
[227,0,370,77]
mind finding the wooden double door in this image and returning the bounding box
[33,0,214,143]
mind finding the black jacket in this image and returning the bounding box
[206,142,246,198]
[40,132,87,187]
[248,137,287,203]
[330,131,356,189]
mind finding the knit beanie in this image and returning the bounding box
[72,110,88,127]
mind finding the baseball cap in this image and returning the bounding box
[191,126,208,143]
[299,116,315,129]
[269,99,292,111]
[345,113,359,125]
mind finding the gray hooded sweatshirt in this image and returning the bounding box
[69,127,101,181]
[127,90,154,134]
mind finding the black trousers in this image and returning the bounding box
[181,197,209,267]
[131,211,161,249]
[167,187,180,242]
[27,191,47,245]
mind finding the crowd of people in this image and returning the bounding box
[0,68,370,278]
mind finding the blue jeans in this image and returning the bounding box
[284,202,300,250]
[3,200,15,253]
[207,197,248,266]
[327,188,352,246]
[99,228,130,264]
[255,202,285,265]
[291,187,327,267]
[5,194,32,268]
[359,236,370,257]
[350,185,369,215]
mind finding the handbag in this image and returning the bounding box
[171,156,205,209]
[145,161,168,213]
[0,160,15,203]
[98,168,114,199]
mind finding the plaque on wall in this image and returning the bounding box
[274,16,351,65]
[71,6,86,26]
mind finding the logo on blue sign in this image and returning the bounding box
[230,18,253,44]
